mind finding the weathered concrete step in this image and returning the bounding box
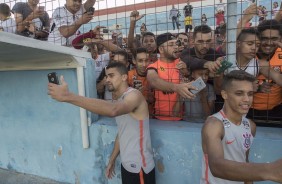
[0,169,70,184]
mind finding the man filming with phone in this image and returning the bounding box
[146,33,197,121]
[48,0,96,46]
[12,0,50,40]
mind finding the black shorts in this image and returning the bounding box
[121,164,156,184]
[185,25,193,30]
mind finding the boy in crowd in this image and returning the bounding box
[12,0,50,40]
[183,67,215,121]
[128,48,155,115]
[0,3,16,33]
[201,70,282,184]
[226,28,282,87]
[176,33,189,49]
[128,11,158,63]
[48,62,155,184]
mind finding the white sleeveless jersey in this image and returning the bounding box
[225,58,260,77]
[115,87,155,174]
[200,110,254,184]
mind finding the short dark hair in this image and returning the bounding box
[193,25,212,38]
[176,32,188,39]
[257,19,282,37]
[0,3,11,17]
[106,61,128,76]
[141,32,155,43]
[222,70,256,90]
[112,50,128,62]
[237,28,259,41]
[132,47,148,59]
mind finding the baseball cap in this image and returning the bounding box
[156,33,176,47]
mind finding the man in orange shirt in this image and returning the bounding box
[146,33,196,120]
[128,47,154,115]
[247,19,282,122]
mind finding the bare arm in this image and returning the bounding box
[105,135,120,179]
[146,69,196,99]
[202,117,282,182]
[59,13,93,38]
[199,88,213,117]
[127,11,145,52]
[180,49,222,73]
[259,60,282,86]
[94,39,122,52]
[48,76,144,117]
[237,4,260,38]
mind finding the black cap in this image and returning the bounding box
[156,33,176,47]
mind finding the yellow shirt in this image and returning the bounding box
[185,16,193,25]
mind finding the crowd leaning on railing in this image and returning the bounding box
[2,0,282,183]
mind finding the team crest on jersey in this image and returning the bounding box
[132,75,137,80]
[278,54,282,59]
[223,119,231,128]
[160,66,165,71]
[273,66,281,72]
[243,133,252,149]
[242,120,250,129]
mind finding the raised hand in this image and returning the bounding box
[130,10,145,22]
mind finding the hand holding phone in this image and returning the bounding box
[48,72,59,85]
[190,77,206,94]
[216,59,233,74]
[85,7,95,14]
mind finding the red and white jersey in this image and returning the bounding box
[201,110,254,184]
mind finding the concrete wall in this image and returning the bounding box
[0,67,281,184]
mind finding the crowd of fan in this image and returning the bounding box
[1,0,282,123]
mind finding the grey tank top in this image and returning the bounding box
[115,87,155,174]
[200,110,254,184]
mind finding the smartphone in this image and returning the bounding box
[102,28,109,34]
[85,7,95,14]
[216,59,233,74]
[48,72,59,85]
[38,6,45,11]
[190,77,206,94]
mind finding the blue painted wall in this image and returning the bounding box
[0,69,282,184]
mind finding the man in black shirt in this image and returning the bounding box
[180,25,225,112]
[183,0,193,17]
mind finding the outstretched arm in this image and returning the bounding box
[237,3,260,38]
[127,11,145,52]
[48,76,143,117]
[146,69,196,99]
